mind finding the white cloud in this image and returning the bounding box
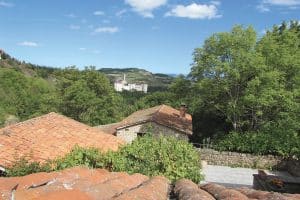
[94,10,105,16]
[210,1,221,6]
[165,3,221,19]
[116,9,127,17]
[257,4,270,12]
[125,0,167,18]
[0,1,14,7]
[93,26,119,34]
[65,13,76,18]
[69,24,80,30]
[260,29,267,35]
[79,47,86,51]
[18,41,38,47]
[257,0,300,12]
[263,0,300,6]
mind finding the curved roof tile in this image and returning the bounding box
[0,113,124,168]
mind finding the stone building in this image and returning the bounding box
[0,49,4,60]
[96,104,192,143]
[114,74,148,93]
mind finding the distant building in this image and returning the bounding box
[0,49,4,60]
[114,74,148,93]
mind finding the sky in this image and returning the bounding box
[0,0,299,74]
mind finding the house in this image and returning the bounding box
[0,112,124,171]
[96,104,192,143]
[114,74,148,93]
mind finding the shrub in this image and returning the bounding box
[215,126,300,158]
[5,135,204,183]
[5,157,51,177]
[108,134,203,183]
[54,145,107,170]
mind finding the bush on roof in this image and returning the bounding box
[5,157,52,177]
[106,134,203,183]
[4,135,203,183]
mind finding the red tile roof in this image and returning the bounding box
[1,169,299,200]
[0,113,124,168]
[96,104,192,135]
[0,167,170,200]
[175,180,300,200]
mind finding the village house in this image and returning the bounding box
[96,104,192,143]
[114,74,148,93]
[0,112,124,172]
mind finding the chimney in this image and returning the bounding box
[179,103,187,118]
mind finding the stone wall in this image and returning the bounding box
[198,148,286,169]
[148,122,189,141]
[116,122,189,143]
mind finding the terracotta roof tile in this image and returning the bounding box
[200,183,249,200]
[36,189,93,200]
[174,179,215,200]
[0,112,124,168]
[114,176,170,200]
[0,167,170,200]
[237,187,300,200]
[96,104,192,135]
[1,169,299,200]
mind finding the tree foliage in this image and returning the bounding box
[189,21,300,157]
[0,68,58,126]
[55,66,124,125]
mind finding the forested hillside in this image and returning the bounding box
[0,54,174,127]
[1,21,299,158]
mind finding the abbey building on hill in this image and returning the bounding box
[114,74,148,93]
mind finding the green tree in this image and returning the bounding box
[56,66,124,125]
[0,68,58,126]
[191,25,266,132]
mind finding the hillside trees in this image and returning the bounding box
[189,22,300,157]
[0,68,58,126]
[56,66,125,126]
[191,25,268,133]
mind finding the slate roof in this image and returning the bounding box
[0,113,124,168]
[0,168,299,200]
[96,104,193,135]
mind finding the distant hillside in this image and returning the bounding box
[99,68,174,91]
[0,51,58,81]
[0,51,174,91]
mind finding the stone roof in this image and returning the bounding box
[0,113,124,168]
[0,168,299,200]
[0,167,170,200]
[96,104,193,135]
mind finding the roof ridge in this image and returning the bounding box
[0,112,57,130]
[0,112,92,131]
[152,104,165,120]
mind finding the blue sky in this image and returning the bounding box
[0,0,299,74]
